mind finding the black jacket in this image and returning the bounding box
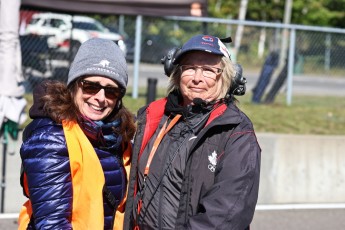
[124,97,261,230]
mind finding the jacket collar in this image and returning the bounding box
[139,95,242,156]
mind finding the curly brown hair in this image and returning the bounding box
[39,80,136,142]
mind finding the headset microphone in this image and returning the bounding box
[192,98,206,106]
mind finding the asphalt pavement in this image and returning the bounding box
[1,205,345,229]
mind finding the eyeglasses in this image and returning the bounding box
[79,80,124,99]
[179,65,223,79]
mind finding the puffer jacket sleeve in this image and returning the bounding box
[187,120,261,230]
[20,118,73,229]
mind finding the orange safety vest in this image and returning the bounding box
[18,120,131,230]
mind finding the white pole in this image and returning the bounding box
[286,28,296,105]
[324,33,331,72]
[132,15,142,99]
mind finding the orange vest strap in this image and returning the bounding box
[63,120,105,229]
[18,200,32,230]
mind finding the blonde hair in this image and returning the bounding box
[167,56,236,100]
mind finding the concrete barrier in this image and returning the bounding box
[257,133,345,204]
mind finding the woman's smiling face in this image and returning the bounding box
[75,76,119,121]
[179,51,223,106]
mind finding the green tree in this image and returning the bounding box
[207,0,238,18]
[292,0,343,27]
[207,0,345,28]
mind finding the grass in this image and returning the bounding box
[238,94,345,135]
[23,87,345,135]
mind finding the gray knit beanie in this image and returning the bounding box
[67,38,128,90]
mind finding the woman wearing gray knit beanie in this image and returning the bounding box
[18,38,136,230]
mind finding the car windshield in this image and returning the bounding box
[72,21,105,32]
[29,18,40,25]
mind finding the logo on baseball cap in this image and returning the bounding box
[173,34,231,64]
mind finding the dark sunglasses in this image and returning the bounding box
[79,79,124,99]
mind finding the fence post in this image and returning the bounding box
[287,28,296,105]
[0,130,8,213]
[147,78,157,104]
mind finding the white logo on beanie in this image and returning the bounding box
[86,67,119,77]
[90,59,118,73]
[93,59,116,70]
[97,60,110,67]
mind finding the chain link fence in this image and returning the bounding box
[19,10,345,101]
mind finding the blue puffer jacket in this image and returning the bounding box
[20,117,127,229]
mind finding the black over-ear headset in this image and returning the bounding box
[160,37,247,96]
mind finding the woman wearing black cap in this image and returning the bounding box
[124,34,261,230]
[18,38,136,230]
